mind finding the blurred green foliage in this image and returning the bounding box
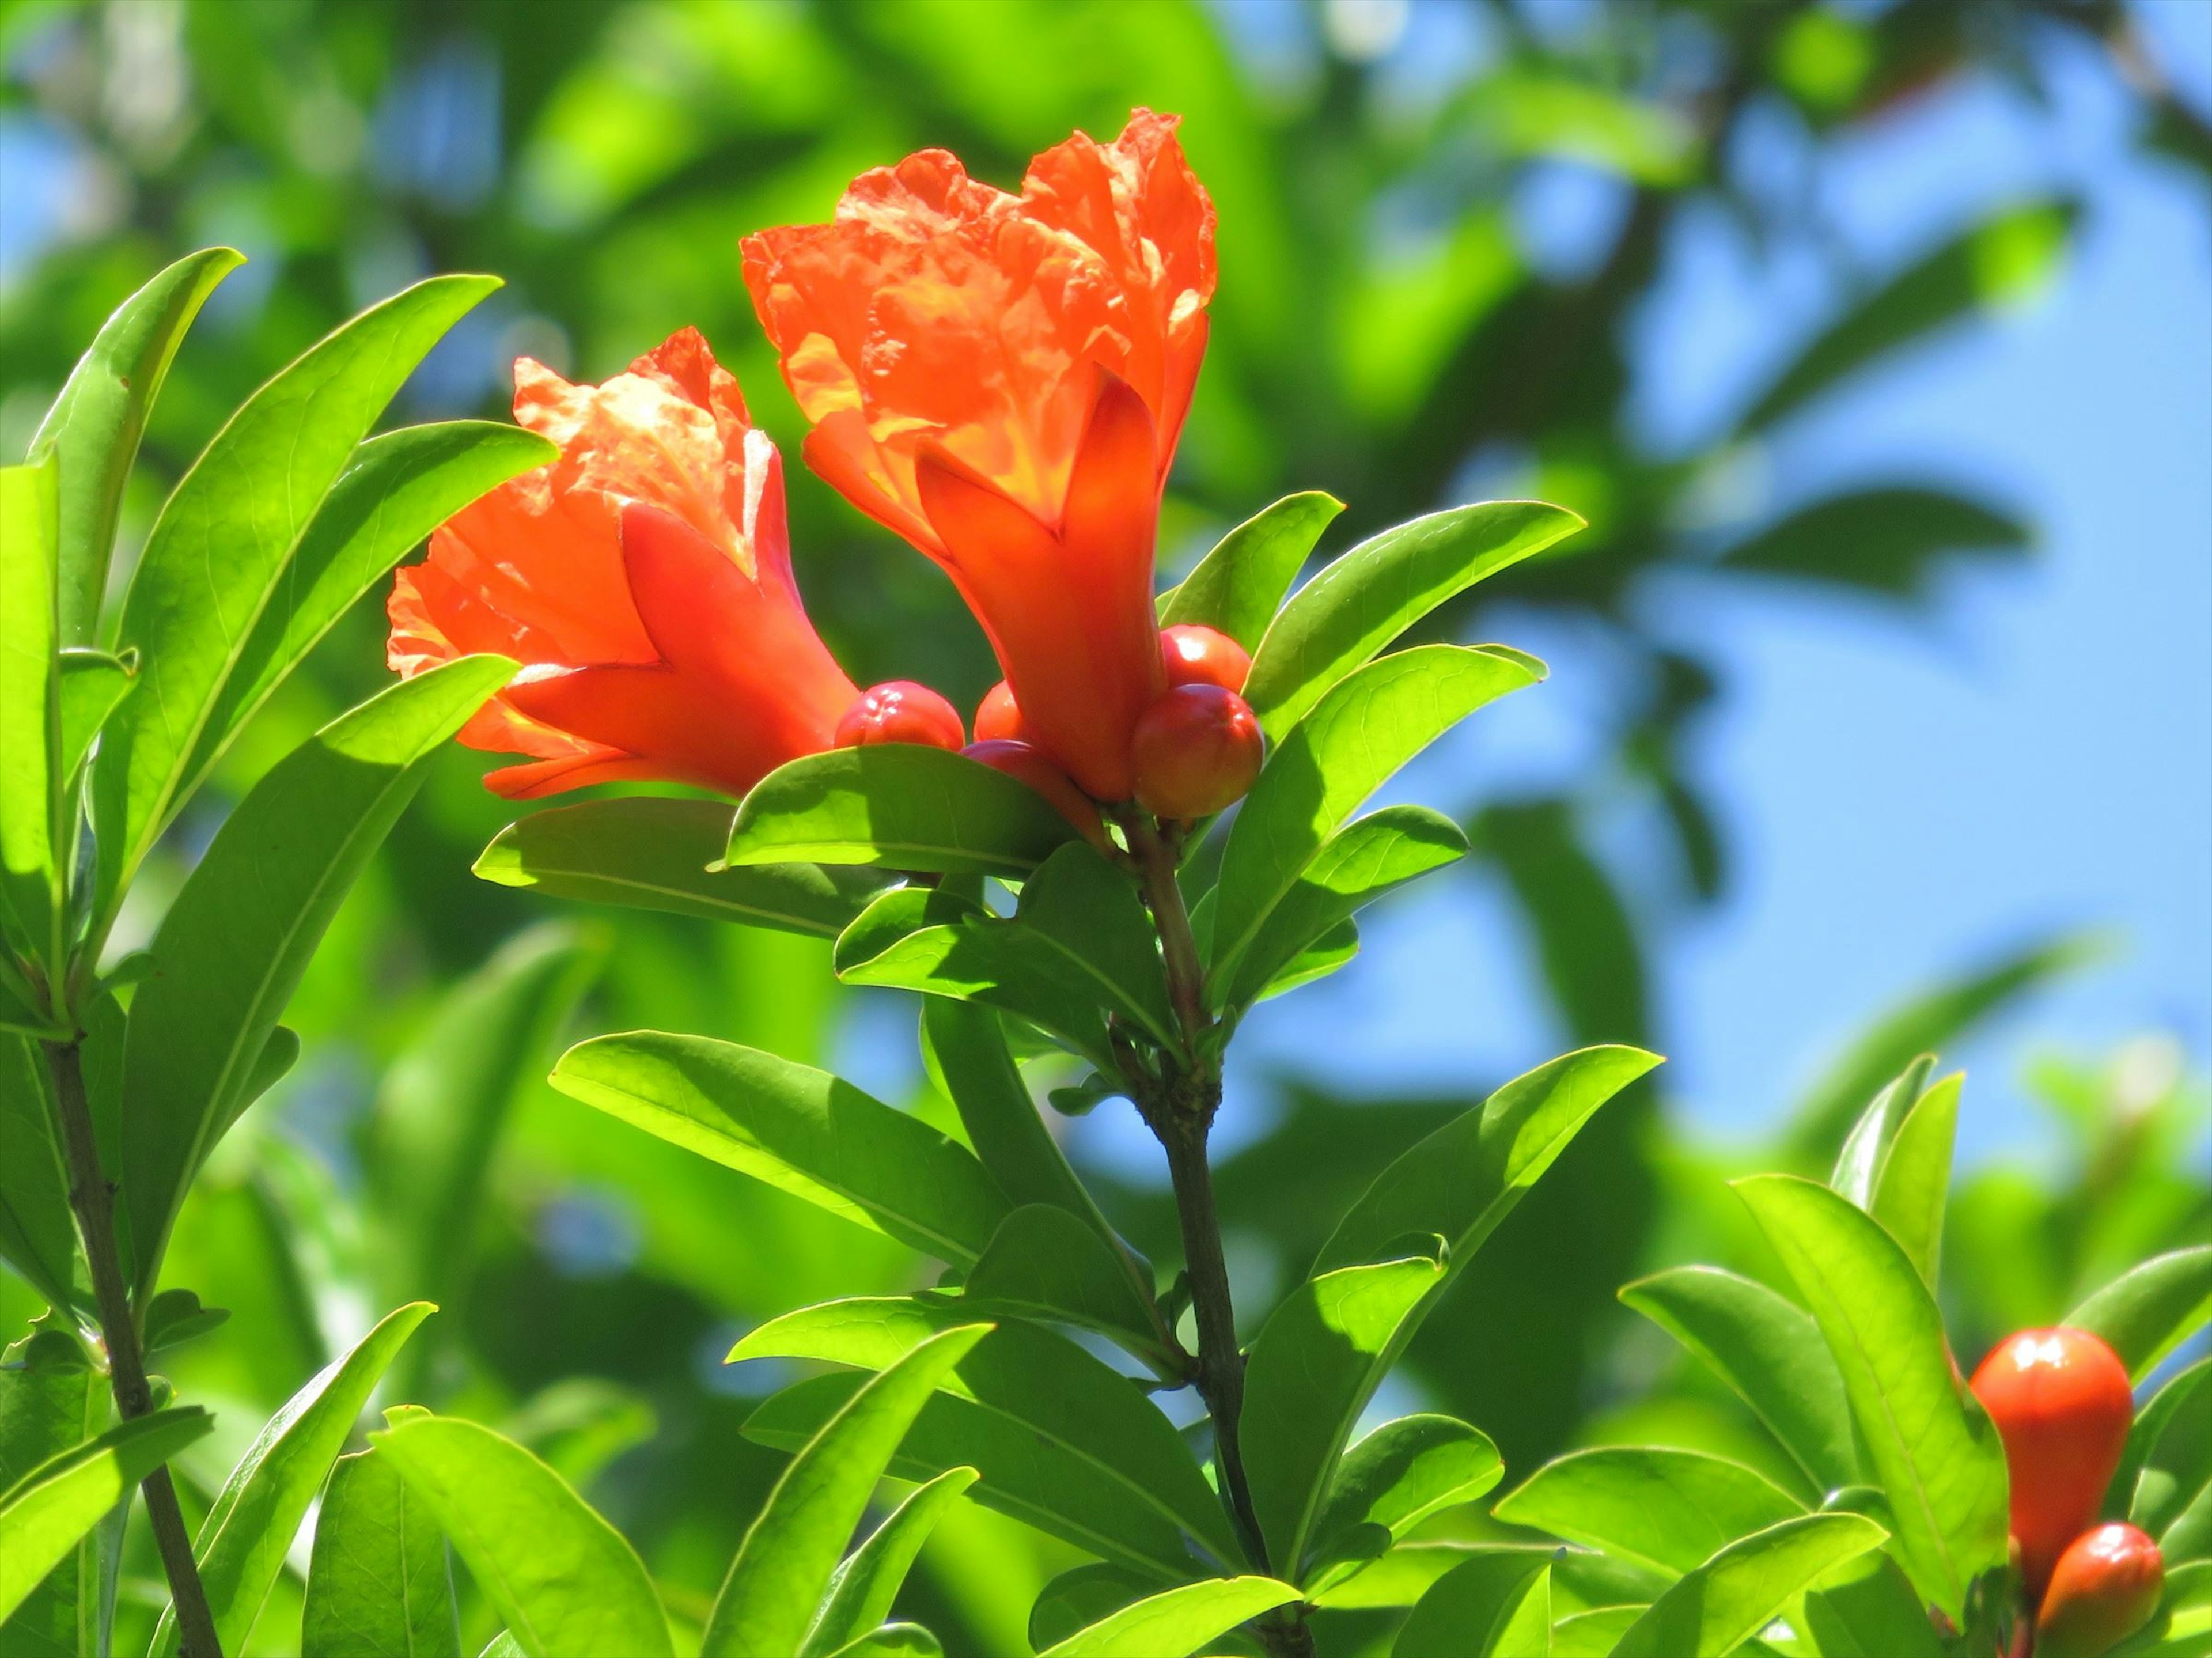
[2,1,2207,1653]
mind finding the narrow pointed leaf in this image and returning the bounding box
[1832,1055,1936,1208]
[2070,1247,2212,1384]
[551,1032,1010,1265]
[1159,491,1344,649]
[0,1036,84,1312]
[373,1415,672,1658]
[1493,1447,1804,1577]
[1609,1512,1887,1658]
[704,1325,988,1658]
[800,1468,979,1658]
[302,1447,461,1658]
[122,654,516,1297]
[1035,1577,1299,1658]
[1870,1074,1960,1290]
[0,459,63,971]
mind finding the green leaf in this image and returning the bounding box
[1493,1447,1804,1577]
[1832,1055,1937,1209]
[187,419,555,791]
[1550,1606,1645,1657]
[0,1037,84,1312]
[736,1301,1231,1577]
[1242,1255,1444,1575]
[704,1324,990,1658]
[724,746,1077,876]
[57,648,135,781]
[1393,1553,1550,1658]
[1255,919,1359,1000]
[1219,806,1467,1010]
[1869,1074,1961,1291]
[2069,1247,2212,1384]
[1158,491,1344,650]
[1315,1046,1663,1278]
[372,1414,672,1658]
[1474,797,1649,1045]
[475,797,888,934]
[0,458,63,975]
[150,1301,434,1658]
[1735,1175,2008,1619]
[550,1032,1010,1265]
[1034,1577,1299,1658]
[26,247,242,646]
[2118,1362,2212,1528]
[0,1328,108,1656]
[121,653,516,1297]
[94,274,499,900]
[2130,1365,2212,1561]
[826,1626,940,1657]
[1740,200,2075,432]
[1305,1415,1503,1592]
[141,1288,230,1354]
[1609,1513,1887,1658]
[801,1467,979,1658]
[0,1407,213,1625]
[1007,844,1177,1044]
[1209,646,1545,985]
[1801,1554,1945,1658]
[962,1205,1177,1375]
[301,1448,461,1658]
[1618,1266,1858,1498]
[2111,1559,2212,1657]
[1241,501,1582,738]
[1030,1566,1152,1652]
[1718,486,2030,600]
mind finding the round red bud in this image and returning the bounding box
[1969,1327,2135,1596]
[2037,1523,2164,1658]
[1131,684,1264,820]
[974,679,1031,745]
[836,681,965,752]
[1160,624,1252,694]
[962,739,1106,848]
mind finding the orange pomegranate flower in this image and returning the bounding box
[742,109,1217,800]
[388,328,859,799]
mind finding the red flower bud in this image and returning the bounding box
[2037,1523,2163,1658]
[837,680,965,751]
[963,739,1106,849]
[974,679,1032,745]
[1131,684,1263,820]
[1970,1327,2134,1598]
[1161,624,1252,693]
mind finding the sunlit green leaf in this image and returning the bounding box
[2110,1558,2212,1657]
[1832,1055,1937,1209]
[1305,1415,1503,1593]
[1494,1446,1803,1577]
[2070,1247,2212,1384]
[1608,1513,1887,1658]
[2130,1364,2212,1562]
[0,458,63,976]
[962,1205,1177,1375]
[825,1625,940,1657]
[1801,1553,1944,1658]
[1159,491,1344,649]
[56,648,134,781]
[0,1329,107,1655]
[1550,1606,1644,1657]
[302,1448,461,1658]
[0,1038,82,1312]
[1393,1552,1550,1658]
[1870,1074,1961,1290]
[1034,1576,1298,1658]
[801,1467,979,1658]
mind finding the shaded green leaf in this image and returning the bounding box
[122,654,516,1297]
[2070,1247,2212,1384]
[1306,1414,1503,1592]
[1610,1513,1887,1658]
[56,648,134,781]
[1242,501,1581,737]
[1718,486,2029,600]
[802,1467,979,1658]
[962,1205,1177,1375]
[476,797,888,934]
[0,1037,83,1312]
[1393,1552,1550,1658]
[1475,796,1647,1046]
[1159,491,1344,649]
[550,1032,1010,1265]
[1029,1566,1152,1652]
[0,1328,108,1656]
[2130,1365,2212,1561]
[141,1288,229,1355]
[1493,1446,1803,1577]
[1801,1553,1945,1658]
[1035,1576,1298,1658]
[372,1414,672,1658]
[302,1448,461,1658]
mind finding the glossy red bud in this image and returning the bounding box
[836,680,965,752]
[1130,684,1264,820]
[974,679,1032,745]
[1160,624,1252,693]
[962,739,1107,848]
[1970,1327,2135,1598]
[2037,1523,2163,1658]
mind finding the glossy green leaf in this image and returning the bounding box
[1029,1565,1152,1652]
[826,1625,940,1657]
[801,1467,980,1658]
[1610,1513,1885,1658]
[1316,1046,1663,1277]
[962,1205,1177,1375]
[1256,919,1359,1000]
[0,459,63,973]
[1218,805,1467,1009]
[372,1414,672,1658]
[0,1330,107,1656]
[724,745,1077,876]
[95,274,499,899]
[0,1037,83,1312]
[301,1448,461,1658]
[57,648,134,780]
[2119,1363,2212,1527]
[25,247,242,645]
[1551,1606,1645,1657]
[187,419,555,792]
[2070,1247,2212,1383]
[1736,1175,2009,1619]
[1305,1415,1503,1592]
[1210,645,1545,985]
[476,797,887,934]
[1243,1254,1444,1574]
[1158,491,1344,649]
[1619,1265,1857,1498]
[1035,1576,1299,1658]
[1241,501,1581,737]
[737,1301,1228,1578]
[1493,1447,1804,1576]
[1831,1055,1937,1209]
[1718,486,2029,600]
[2111,1559,2212,1657]
[150,1301,434,1657]
[551,1032,1010,1265]
[1393,1553,1550,1658]
[121,654,516,1297]
[1869,1074,1960,1290]
[0,1407,212,1625]
[2131,1365,2212,1560]
[141,1288,230,1354]
[1801,1553,1945,1658]
[704,1324,988,1658]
